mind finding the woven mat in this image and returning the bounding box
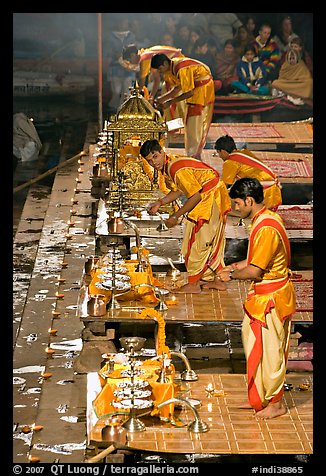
[263,159,313,177]
[206,122,313,144]
[217,124,283,138]
[291,274,313,312]
[278,206,313,230]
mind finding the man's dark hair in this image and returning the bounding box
[229,177,264,203]
[215,135,236,153]
[151,53,170,69]
[140,139,162,159]
[122,44,138,60]
[243,44,256,55]
[193,36,209,50]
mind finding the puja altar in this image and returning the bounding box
[90,84,168,202]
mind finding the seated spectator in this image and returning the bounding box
[191,36,218,80]
[215,39,240,95]
[234,25,254,57]
[273,15,299,55]
[185,25,205,56]
[163,14,178,41]
[245,15,258,38]
[279,35,313,76]
[174,21,191,53]
[271,37,313,105]
[231,45,269,95]
[251,23,281,82]
[207,36,221,58]
[160,32,176,47]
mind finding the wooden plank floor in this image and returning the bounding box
[89,372,313,455]
[84,270,312,324]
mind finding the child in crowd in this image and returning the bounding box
[231,45,269,95]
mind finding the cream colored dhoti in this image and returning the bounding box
[242,310,292,411]
[161,83,186,122]
[184,102,214,159]
[181,201,226,283]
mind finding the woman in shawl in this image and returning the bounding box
[215,39,240,95]
[271,37,313,104]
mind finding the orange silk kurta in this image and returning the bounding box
[223,149,282,211]
[164,57,215,107]
[244,208,296,325]
[139,45,183,82]
[165,154,231,222]
[165,154,231,282]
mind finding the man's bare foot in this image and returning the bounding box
[201,278,227,291]
[238,401,253,409]
[255,401,287,419]
[173,283,202,294]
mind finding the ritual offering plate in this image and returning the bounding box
[113,389,152,399]
[97,273,130,282]
[100,265,127,274]
[95,281,131,292]
[117,380,149,389]
[120,368,144,378]
[112,398,153,410]
[140,349,157,357]
[101,258,125,265]
[106,250,123,258]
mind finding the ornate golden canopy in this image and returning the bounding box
[106,84,167,150]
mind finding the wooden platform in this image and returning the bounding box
[167,148,313,185]
[168,121,313,148]
[89,372,313,456]
[226,207,313,240]
[82,269,312,326]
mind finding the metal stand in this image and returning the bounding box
[120,341,147,432]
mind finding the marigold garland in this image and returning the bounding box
[138,308,170,356]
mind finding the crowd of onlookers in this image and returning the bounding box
[13,13,313,110]
[100,13,313,110]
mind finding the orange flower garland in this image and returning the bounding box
[137,308,170,356]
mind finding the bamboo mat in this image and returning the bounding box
[168,121,313,145]
[167,148,313,183]
[89,372,312,455]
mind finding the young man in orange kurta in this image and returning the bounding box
[140,139,231,293]
[150,53,215,160]
[215,135,282,211]
[217,178,296,419]
[121,44,185,120]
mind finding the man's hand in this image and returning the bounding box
[147,200,162,215]
[165,215,178,228]
[216,266,233,282]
